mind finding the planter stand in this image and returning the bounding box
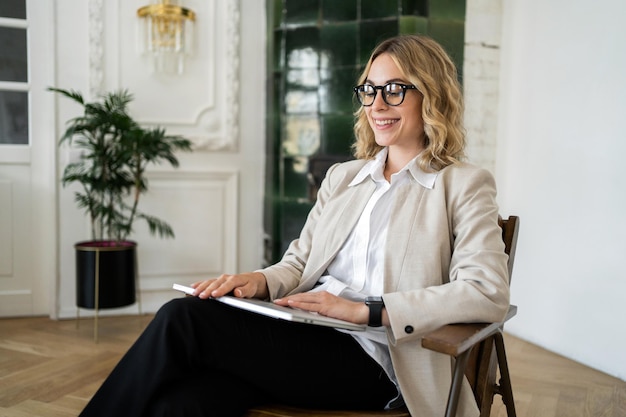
[74,241,142,343]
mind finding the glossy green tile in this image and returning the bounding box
[320,67,359,114]
[321,0,356,22]
[267,0,469,262]
[285,0,320,26]
[359,20,399,64]
[285,27,320,69]
[268,71,283,118]
[321,114,355,155]
[280,200,314,253]
[271,0,284,28]
[361,0,399,20]
[286,68,320,88]
[427,19,465,78]
[269,124,282,213]
[282,156,310,199]
[320,22,358,68]
[273,30,284,69]
[269,108,282,156]
[284,89,318,114]
[429,0,466,20]
[400,0,427,17]
[399,15,428,34]
[282,115,321,156]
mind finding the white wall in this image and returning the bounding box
[465,0,503,173]
[496,0,626,380]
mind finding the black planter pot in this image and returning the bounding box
[75,240,137,309]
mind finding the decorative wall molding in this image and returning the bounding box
[135,168,239,279]
[223,0,241,152]
[88,0,241,152]
[88,0,104,98]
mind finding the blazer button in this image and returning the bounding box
[404,325,414,334]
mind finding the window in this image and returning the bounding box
[0,0,28,145]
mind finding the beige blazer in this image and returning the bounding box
[260,159,510,417]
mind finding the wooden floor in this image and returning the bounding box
[0,315,624,417]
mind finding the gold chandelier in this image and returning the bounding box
[137,0,196,75]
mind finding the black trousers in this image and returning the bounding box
[80,297,397,417]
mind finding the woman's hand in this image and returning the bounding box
[191,272,269,300]
[274,291,370,325]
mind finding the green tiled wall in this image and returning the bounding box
[264,0,466,264]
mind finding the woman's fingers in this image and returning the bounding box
[191,272,268,299]
[275,291,365,323]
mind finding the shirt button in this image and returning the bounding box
[405,325,414,334]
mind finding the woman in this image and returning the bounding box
[80,35,509,417]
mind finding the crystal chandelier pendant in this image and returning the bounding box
[137,0,195,75]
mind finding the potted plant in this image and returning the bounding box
[50,87,192,310]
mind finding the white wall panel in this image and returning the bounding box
[135,170,239,289]
[0,168,34,316]
[0,180,13,276]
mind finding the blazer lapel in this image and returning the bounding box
[287,179,377,295]
[384,180,427,292]
[323,179,377,259]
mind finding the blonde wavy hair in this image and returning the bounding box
[352,35,466,172]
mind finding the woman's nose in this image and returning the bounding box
[371,91,388,110]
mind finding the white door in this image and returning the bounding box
[0,0,56,317]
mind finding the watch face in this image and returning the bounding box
[366,296,383,304]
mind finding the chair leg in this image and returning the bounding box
[494,332,517,417]
[445,349,471,417]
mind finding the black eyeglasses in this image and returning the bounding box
[353,83,418,107]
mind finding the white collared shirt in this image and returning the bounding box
[308,147,438,408]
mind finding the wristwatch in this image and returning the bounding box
[365,296,385,327]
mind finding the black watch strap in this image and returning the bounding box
[365,296,384,327]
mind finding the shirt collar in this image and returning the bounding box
[349,147,438,189]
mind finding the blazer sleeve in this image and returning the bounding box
[384,166,510,344]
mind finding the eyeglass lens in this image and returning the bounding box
[355,83,410,106]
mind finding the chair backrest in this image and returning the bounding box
[499,215,520,282]
[467,215,520,415]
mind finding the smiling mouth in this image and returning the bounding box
[375,119,398,126]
